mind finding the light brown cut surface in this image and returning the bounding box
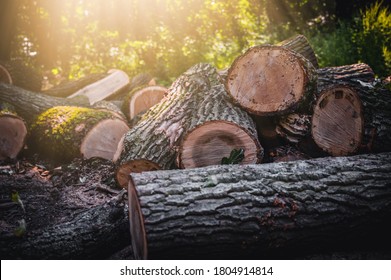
[116,160,161,188]
[130,86,167,119]
[312,85,363,156]
[179,120,259,168]
[0,116,27,160]
[227,46,306,115]
[80,118,130,161]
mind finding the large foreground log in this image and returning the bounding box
[29,106,129,162]
[128,152,391,259]
[1,153,390,259]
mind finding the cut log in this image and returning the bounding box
[128,152,391,259]
[316,64,391,154]
[43,72,109,98]
[0,60,42,91]
[67,69,130,105]
[226,44,317,116]
[1,153,391,259]
[0,83,90,124]
[277,34,319,68]
[0,103,27,160]
[311,85,364,156]
[122,85,167,122]
[114,63,251,187]
[177,84,262,168]
[276,113,311,145]
[29,106,129,162]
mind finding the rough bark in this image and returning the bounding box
[226,44,317,116]
[0,83,90,124]
[177,84,262,168]
[114,63,248,187]
[67,69,130,105]
[316,64,391,153]
[128,152,391,259]
[1,153,390,259]
[43,72,109,98]
[29,106,129,162]
[0,103,27,160]
[278,34,319,68]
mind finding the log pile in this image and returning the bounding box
[1,34,391,259]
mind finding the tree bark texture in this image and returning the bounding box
[114,63,255,187]
[226,45,317,116]
[0,103,27,160]
[317,64,391,153]
[0,83,90,124]
[128,152,391,259]
[29,106,129,162]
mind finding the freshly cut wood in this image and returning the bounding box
[278,34,319,68]
[122,85,167,122]
[0,83,90,124]
[177,84,262,168]
[226,45,316,116]
[312,85,364,156]
[43,72,108,97]
[0,60,42,91]
[128,152,391,259]
[1,152,391,259]
[317,64,391,153]
[67,69,130,105]
[0,103,27,160]
[30,106,129,162]
[114,63,251,187]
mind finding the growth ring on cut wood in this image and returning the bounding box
[311,85,364,156]
[178,120,260,168]
[0,115,27,160]
[124,85,167,120]
[226,46,312,116]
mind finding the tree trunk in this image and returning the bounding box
[0,103,27,160]
[0,0,17,61]
[177,83,262,168]
[29,106,129,162]
[0,83,90,124]
[128,152,391,259]
[316,64,391,154]
[226,40,317,116]
[67,70,130,105]
[114,63,249,187]
[121,85,167,123]
[43,72,109,98]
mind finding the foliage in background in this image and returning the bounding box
[8,0,390,87]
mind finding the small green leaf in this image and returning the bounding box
[221,148,245,165]
[14,219,27,237]
[11,191,25,213]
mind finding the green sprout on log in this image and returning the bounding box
[221,148,245,165]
